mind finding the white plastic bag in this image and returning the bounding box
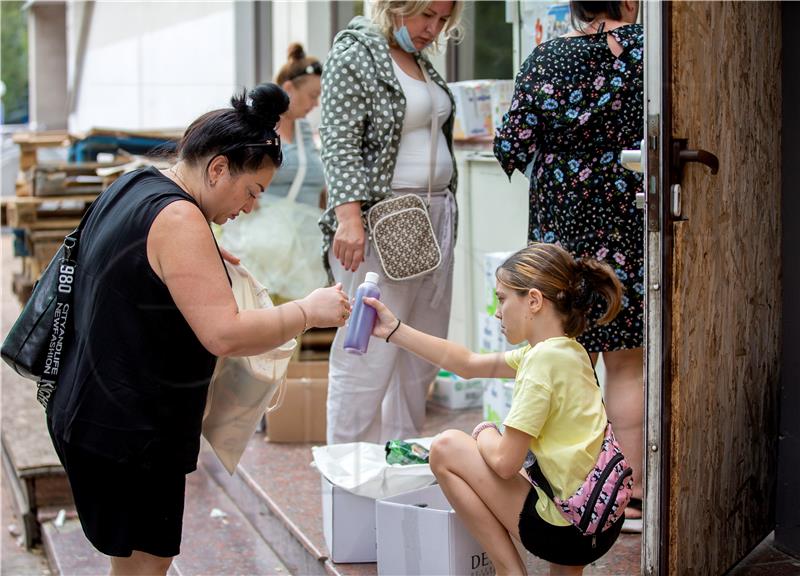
[218,197,327,301]
[311,440,437,499]
[202,262,297,474]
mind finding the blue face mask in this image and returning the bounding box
[393,20,419,53]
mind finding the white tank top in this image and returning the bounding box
[390,59,454,191]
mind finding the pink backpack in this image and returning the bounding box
[526,422,633,536]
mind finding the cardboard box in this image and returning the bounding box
[431,371,484,410]
[450,81,494,139]
[376,484,496,576]
[321,475,377,563]
[266,361,328,443]
[490,80,515,135]
[450,81,515,140]
[483,379,514,431]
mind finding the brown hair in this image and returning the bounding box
[274,43,322,86]
[497,243,623,338]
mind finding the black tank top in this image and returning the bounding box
[48,167,219,472]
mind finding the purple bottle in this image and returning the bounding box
[344,272,381,355]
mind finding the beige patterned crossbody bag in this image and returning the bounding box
[367,66,443,281]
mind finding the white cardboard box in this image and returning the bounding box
[321,475,377,563]
[432,371,484,410]
[376,484,496,576]
[483,379,514,430]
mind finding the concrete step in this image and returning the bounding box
[200,405,483,576]
[41,463,289,575]
[202,405,642,576]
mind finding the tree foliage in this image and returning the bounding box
[1,1,29,124]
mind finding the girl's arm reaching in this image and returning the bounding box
[364,297,516,380]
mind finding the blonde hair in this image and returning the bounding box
[497,243,623,338]
[370,0,464,51]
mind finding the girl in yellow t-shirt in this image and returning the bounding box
[364,243,624,575]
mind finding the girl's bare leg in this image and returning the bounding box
[430,429,531,576]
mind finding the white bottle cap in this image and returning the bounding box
[365,272,379,284]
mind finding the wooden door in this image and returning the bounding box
[650,2,782,574]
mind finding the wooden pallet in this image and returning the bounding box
[12,131,72,173]
[1,194,95,230]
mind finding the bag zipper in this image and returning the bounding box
[578,452,624,533]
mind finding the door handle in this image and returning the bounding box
[620,139,646,173]
[621,140,645,210]
[672,138,719,175]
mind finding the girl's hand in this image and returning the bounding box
[363,297,398,340]
[299,283,351,328]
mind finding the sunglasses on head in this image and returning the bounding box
[288,62,323,82]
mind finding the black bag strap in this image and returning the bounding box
[524,347,606,498]
[36,169,141,397]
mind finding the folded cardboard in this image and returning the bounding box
[266,360,328,443]
[432,370,484,410]
[321,475,378,563]
[376,484,496,576]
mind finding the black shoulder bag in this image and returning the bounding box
[1,200,97,408]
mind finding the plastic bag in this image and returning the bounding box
[202,262,297,474]
[312,439,437,499]
[218,197,327,300]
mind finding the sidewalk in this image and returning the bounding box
[2,230,797,575]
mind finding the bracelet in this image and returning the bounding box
[386,319,402,342]
[292,301,309,334]
[471,421,500,440]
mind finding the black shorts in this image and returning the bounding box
[50,433,186,558]
[518,485,623,566]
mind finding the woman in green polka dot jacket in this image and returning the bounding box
[319,1,463,444]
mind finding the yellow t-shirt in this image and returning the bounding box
[504,336,607,526]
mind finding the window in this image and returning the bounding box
[449,1,513,81]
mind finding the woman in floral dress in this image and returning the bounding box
[494,0,645,532]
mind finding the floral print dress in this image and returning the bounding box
[494,24,644,352]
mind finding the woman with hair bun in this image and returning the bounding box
[46,84,350,576]
[219,44,326,301]
[364,243,628,574]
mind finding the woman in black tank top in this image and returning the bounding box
[46,84,351,576]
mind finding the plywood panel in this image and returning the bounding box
[669,2,782,574]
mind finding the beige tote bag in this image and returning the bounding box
[202,262,297,474]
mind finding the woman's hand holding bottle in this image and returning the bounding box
[298,283,351,328]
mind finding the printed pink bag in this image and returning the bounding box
[527,422,633,536]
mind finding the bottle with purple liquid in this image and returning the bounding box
[344,272,381,355]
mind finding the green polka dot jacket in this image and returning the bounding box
[318,16,459,280]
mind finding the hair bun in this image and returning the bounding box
[287,42,306,62]
[229,83,290,132]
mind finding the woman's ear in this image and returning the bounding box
[621,0,640,23]
[528,288,544,314]
[207,154,229,186]
[281,79,294,95]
